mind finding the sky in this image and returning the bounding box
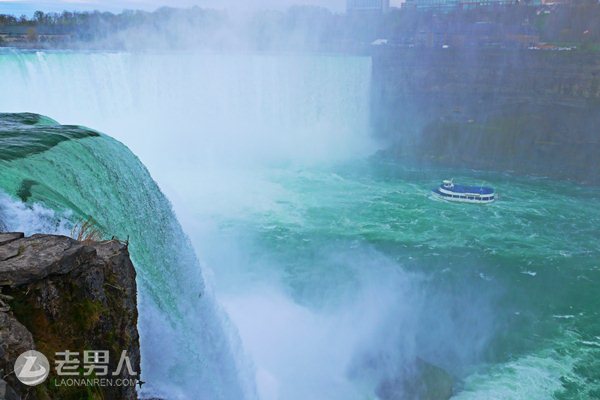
[0,0,404,15]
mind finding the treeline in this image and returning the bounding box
[0,8,226,38]
[382,1,600,45]
[1,2,599,50]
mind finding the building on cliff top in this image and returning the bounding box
[403,0,542,10]
[347,0,391,14]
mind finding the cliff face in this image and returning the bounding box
[0,233,140,400]
[371,48,600,183]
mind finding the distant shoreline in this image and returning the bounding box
[2,3,600,53]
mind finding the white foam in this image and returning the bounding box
[0,191,72,235]
[453,351,575,400]
[520,271,537,277]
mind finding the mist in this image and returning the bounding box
[0,46,501,398]
[2,2,598,399]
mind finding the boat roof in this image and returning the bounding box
[444,184,494,195]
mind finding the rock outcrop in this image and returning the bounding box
[376,358,454,400]
[0,233,140,400]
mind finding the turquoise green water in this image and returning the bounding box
[2,117,598,399]
[1,49,599,399]
[195,158,600,399]
[0,114,254,400]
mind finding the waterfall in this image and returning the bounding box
[0,113,256,399]
[0,51,374,174]
[0,51,375,399]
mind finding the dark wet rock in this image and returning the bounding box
[0,377,20,400]
[0,234,97,286]
[0,233,24,247]
[0,233,140,400]
[376,359,454,400]
[0,311,34,399]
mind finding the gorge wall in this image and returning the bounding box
[371,48,600,183]
[0,233,140,400]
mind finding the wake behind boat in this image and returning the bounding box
[433,180,495,204]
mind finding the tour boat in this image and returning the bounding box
[433,180,495,204]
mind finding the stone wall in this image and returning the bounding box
[371,48,600,183]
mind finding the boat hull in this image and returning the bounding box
[432,188,496,204]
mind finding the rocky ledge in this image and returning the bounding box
[0,233,140,400]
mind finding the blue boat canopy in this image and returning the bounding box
[446,184,494,195]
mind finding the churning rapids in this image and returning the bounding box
[1,50,599,400]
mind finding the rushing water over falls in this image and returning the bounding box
[0,113,254,400]
[0,51,374,171]
[1,51,599,399]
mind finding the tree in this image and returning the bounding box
[34,11,45,23]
